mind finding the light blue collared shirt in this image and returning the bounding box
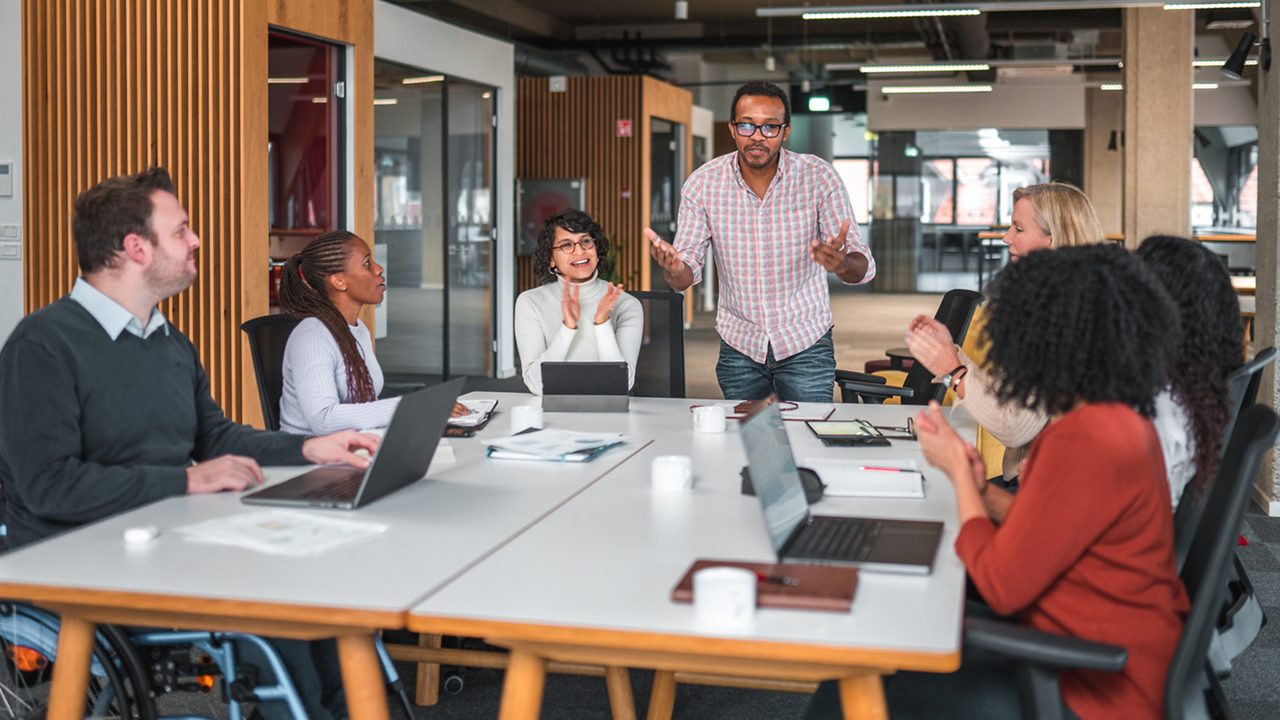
[69,278,170,341]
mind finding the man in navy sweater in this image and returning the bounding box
[0,167,377,718]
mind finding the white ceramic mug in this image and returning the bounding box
[510,404,544,433]
[651,454,694,492]
[693,566,756,627]
[692,405,728,434]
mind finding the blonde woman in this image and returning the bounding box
[904,182,1106,507]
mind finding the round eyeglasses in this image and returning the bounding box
[554,238,596,254]
[734,122,787,139]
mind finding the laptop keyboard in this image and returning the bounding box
[298,472,364,502]
[791,516,880,561]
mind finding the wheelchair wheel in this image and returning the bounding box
[0,603,156,719]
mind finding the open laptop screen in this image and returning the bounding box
[740,402,810,552]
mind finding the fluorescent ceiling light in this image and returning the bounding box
[1193,58,1259,66]
[310,97,328,104]
[860,63,991,74]
[1193,82,1221,89]
[808,96,832,111]
[1163,2,1260,9]
[268,77,309,85]
[373,98,399,106]
[402,75,444,85]
[1100,83,1125,90]
[880,84,993,95]
[804,8,980,20]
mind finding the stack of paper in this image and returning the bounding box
[450,398,498,428]
[176,510,388,556]
[801,458,925,498]
[485,429,625,462]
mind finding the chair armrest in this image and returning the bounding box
[837,380,914,400]
[964,617,1128,673]
[835,369,887,386]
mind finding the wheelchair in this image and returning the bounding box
[1,600,415,719]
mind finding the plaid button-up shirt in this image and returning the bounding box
[674,148,875,363]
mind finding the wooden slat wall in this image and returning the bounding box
[516,76,691,295]
[22,0,372,425]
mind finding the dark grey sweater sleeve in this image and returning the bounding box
[187,341,308,465]
[0,335,188,524]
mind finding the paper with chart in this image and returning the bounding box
[801,458,925,498]
[176,510,388,556]
[485,429,626,461]
[450,398,498,427]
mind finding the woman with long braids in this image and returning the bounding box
[278,230,461,434]
[515,208,643,394]
[1137,234,1243,506]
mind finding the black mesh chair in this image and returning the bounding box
[836,288,983,404]
[629,290,686,399]
[963,404,1280,720]
[240,315,302,432]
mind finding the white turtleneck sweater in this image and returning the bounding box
[514,275,644,395]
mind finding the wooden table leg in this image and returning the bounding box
[46,614,95,720]
[414,632,443,706]
[337,633,391,720]
[838,672,887,720]
[604,666,637,720]
[498,649,547,720]
[645,670,677,720]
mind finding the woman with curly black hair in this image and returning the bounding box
[1137,235,1243,506]
[807,245,1188,720]
[515,208,643,394]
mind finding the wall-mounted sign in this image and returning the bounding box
[616,119,633,138]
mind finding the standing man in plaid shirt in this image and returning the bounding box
[647,80,875,402]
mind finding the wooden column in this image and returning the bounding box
[1084,87,1125,236]
[1122,6,1194,247]
[1252,0,1280,515]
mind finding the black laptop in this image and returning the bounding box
[740,401,943,574]
[541,361,629,412]
[242,378,465,510]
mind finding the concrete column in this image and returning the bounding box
[871,131,920,292]
[1122,7,1194,247]
[1252,1,1279,515]
[1084,88,1124,236]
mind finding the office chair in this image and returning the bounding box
[963,404,1280,720]
[836,289,983,404]
[240,315,302,432]
[628,290,686,399]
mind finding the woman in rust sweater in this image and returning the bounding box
[808,245,1189,719]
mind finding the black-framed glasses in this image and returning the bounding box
[733,122,787,139]
[553,238,596,254]
[872,417,916,441]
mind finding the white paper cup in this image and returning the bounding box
[693,566,756,627]
[692,405,728,433]
[510,405,544,433]
[651,455,694,492]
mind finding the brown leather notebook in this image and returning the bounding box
[670,559,859,613]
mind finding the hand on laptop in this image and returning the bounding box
[302,430,381,469]
[186,455,265,494]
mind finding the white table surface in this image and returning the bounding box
[0,392,653,615]
[410,399,977,663]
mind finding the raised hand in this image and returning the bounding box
[809,219,853,272]
[186,455,265,494]
[915,402,974,484]
[645,228,684,273]
[594,283,624,325]
[562,280,581,330]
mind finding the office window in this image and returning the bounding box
[833,158,875,224]
[955,158,998,226]
[921,159,955,224]
[1191,159,1215,229]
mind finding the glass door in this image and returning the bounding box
[649,118,684,291]
[371,60,495,379]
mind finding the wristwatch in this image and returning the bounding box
[939,364,967,389]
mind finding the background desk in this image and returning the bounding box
[409,400,975,720]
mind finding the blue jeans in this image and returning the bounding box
[716,329,836,403]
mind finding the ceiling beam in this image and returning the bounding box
[444,0,570,39]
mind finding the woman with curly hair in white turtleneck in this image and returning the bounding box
[515,209,643,395]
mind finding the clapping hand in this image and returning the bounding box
[646,228,684,273]
[562,281,581,330]
[915,402,986,495]
[903,315,961,378]
[594,283,625,325]
[809,219,853,272]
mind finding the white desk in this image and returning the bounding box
[0,391,650,719]
[408,399,976,720]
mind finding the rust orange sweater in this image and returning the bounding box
[956,403,1189,720]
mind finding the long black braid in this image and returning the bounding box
[278,230,377,403]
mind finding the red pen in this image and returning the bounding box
[754,571,799,586]
[858,465,918,473]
